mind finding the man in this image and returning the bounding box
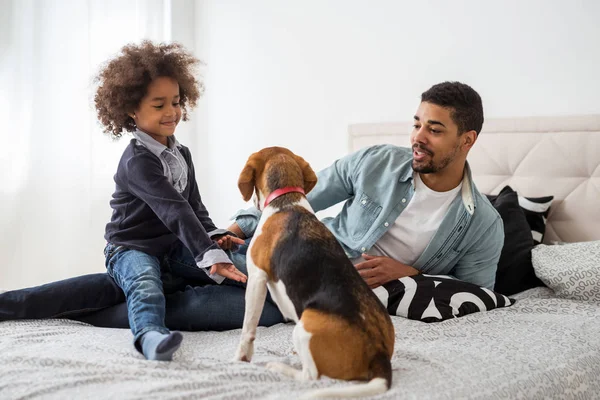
[0,82,502,329]
[229,81,503,290]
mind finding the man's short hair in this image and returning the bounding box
[421,81,484,135]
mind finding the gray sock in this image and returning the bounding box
[140,331,183,361]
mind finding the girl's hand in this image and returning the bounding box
[210,263,247,283]
[216,235,246,250]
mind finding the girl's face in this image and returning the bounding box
[131,76,182,145]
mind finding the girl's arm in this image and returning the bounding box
[124,152,232,282]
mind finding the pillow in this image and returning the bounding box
[372,274,515,322]
[532,241,600,302]
[486,186,544,295]
[487,186,554,245]
[518,194,553,245]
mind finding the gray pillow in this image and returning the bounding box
[532,241,600,302]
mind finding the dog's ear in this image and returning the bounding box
[294,155,318,194]
[238,157,258,202]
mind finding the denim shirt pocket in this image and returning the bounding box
[346,192,382,241]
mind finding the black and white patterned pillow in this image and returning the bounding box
[487,186,554,245]
[518,194,553,245]
[373,274,515,322]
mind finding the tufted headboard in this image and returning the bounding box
[349,115,600,244]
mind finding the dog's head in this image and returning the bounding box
[238,147,318,210]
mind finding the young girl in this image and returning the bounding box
[96,40,246,361]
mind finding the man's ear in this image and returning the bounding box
[238,157,258,202]
[462,130,478,151]
[294,155,318,194]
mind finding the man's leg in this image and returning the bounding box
[76,283,284,331]
[1,241,285,331]
[0,273,125,322]
[161,242,285,330]
[164,284,283,331]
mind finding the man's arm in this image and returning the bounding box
[305,152,358,212]
[229,147,373,237]
[450,217,504,290]
[355,254,420,289]
[226,222,247,240]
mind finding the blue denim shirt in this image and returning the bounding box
[233,145,504,289]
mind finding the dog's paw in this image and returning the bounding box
[233,340,254,362]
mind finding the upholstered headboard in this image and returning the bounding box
[349,115,600,244]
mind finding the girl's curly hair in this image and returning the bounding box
[94,40,204,138]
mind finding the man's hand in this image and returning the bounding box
[210,263,248,283]
[355,253,419,289]
[215,235,246,250]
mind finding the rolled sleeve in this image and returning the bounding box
[195,248,233,284]
[231,207,262,238]
[207,228,237,238]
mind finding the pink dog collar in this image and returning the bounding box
[264,186,305,208]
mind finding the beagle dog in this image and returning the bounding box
[233,147,394,398]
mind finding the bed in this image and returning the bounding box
[1,115,600,399]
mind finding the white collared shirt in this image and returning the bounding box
[133,130,188,193]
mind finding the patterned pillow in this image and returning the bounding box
[486,186,543,295]
[518,193,553,245]
[532,241,600,302]
[372,274,515,322]
[487,186,554,245]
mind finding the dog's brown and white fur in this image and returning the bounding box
[233,147,394,398]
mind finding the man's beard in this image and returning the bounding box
[412,143,460,174]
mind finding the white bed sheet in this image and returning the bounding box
[2,287,599,399]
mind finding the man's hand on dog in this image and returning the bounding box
[355,253,419,288]
[215,235,246,250]
[210,263,248,283]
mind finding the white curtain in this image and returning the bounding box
[0,0,191,290]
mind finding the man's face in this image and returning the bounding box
[410,102,463,174]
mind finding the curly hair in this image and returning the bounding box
[94,40,204,138]
[421,81,484,136]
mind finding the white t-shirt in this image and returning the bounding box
[354,173,462,266]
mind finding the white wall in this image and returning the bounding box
[0,0,177,290]
[192,0,600,227]
[2,0,599,290]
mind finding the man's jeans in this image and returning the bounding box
[0,242,284,331]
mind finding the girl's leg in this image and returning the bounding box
[106,245,181,360]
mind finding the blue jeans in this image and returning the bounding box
[0,242,284,331]
[105,243,172,347]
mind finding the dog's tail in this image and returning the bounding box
[302,352,391,398]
